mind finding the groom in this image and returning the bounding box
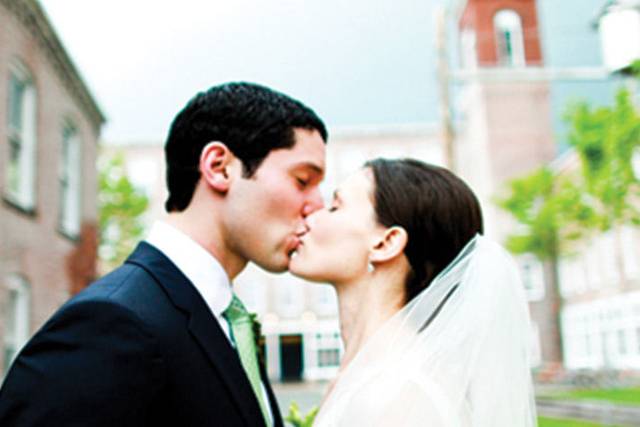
[0,82,327,426]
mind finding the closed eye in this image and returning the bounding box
[296,177,310,189]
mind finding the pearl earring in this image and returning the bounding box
[367,261,375,273]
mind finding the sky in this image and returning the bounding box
[40,0,445,143]
[39,0,613,145]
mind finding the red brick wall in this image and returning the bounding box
[460,0,543,66]
[0,1,100,376]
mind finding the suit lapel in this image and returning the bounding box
[126,242,265,426]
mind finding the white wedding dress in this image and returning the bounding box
[314,236,537,426]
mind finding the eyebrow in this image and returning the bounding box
[292,162,324,175]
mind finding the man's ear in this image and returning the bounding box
[200,142,234,193]
[369,226,408,264]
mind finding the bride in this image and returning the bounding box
[289,158,537,426]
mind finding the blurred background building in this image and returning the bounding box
[0,0,104,375]
[451,0,640,376]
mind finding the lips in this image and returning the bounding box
[286,236,302,258]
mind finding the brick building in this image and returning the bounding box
[452,0,640,374]
[453,0,559,370]
[552,152,640,371]
[0,0,104,377]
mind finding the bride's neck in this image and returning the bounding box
[334,272,405,368]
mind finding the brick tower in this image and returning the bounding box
[454,0,563,373]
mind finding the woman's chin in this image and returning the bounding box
[289,256,326,283]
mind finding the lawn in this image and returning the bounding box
[543,387,640,406]
[538,416,622,427]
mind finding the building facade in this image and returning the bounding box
[0,0,104,377]
[453,0,560,371]
[452,0,640,373]
[552,153,640,371]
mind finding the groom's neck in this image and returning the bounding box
[164,212,247,280]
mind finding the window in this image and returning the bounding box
[618,329,627,355]
[519,255,544,301]
[4,275,30,373]
[622,226,640,279]
[494,10,525,67]
[59,123,81,237]
[316,332,342,368]
[460,27,477,69]
[5,62,37,210]
[318,348,340,368]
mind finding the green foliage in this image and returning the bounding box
[538,417,623,427]
[565,88,640,230]
[499,86,640,261]
[285,402,318,427]
[497,168,595,260]
[545,387,640,406]
[98,151,149,270]
[631,59,640,78]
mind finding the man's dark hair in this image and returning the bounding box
[164,82,328,212]
[364,158,484,303]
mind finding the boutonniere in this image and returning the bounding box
[248,312,265,364]
[285,401,318,427]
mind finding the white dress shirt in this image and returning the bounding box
[145,221,273,424]
[146,221,233,340]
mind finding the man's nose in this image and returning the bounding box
[302,188,324,217]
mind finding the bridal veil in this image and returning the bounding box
[315,235,537,426]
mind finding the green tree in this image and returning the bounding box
[564,88,640,287]
[98,151,149,272]
[497,168,595,364]
[499,84,640,365]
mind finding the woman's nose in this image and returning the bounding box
[302,189,324,217]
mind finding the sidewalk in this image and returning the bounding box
[273,381,328,417]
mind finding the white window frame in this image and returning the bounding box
[59,122,82,238]
[5,61,37,211]
[304,327,343,380]
[519,255,545,301]
[460,27,478,70]
[3,274,31,374]
[494,9,526,67]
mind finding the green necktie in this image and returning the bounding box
[223,294,271,426]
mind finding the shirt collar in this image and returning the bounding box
[145,221,232,317]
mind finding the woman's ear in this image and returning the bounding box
[369,226,408,264]
[200,142,233,193]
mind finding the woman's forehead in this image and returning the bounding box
[337,168,374,199]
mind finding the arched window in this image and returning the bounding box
[59,121,82,237]
[494,9,525,67]
[5,60,37,211]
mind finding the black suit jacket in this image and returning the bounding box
[0,242,284,427]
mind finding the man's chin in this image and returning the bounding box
[254,256,289,274]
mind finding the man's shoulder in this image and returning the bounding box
[65,262,173,324]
